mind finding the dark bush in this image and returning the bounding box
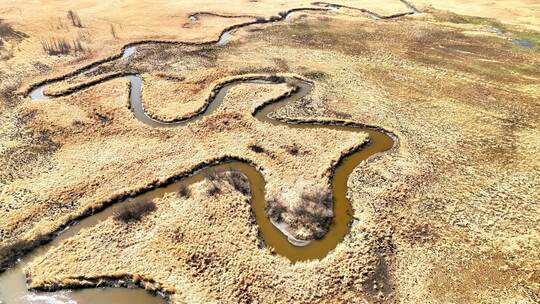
[113,200,156,223]
[205,171,219,181]
[178,183,191,198]
[224,170,250,196]
[67,10,83,27]
[284,144,300,155]
[248,144,265,153]
[40,37,85,55]
[206,182,222,197]
[95,113,110,125]
[266,198,287,222]
[301,190,333,208]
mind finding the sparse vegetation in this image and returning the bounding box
[110,24,118,39]
[301,190,332,209]
[40,37,85,55]
[178,183,191,198]
[284,144,300,155]
[248,144,265,153]
[113,200,156,223]
[223,170,250,196]
[67,10,83,28]
[206,182,222,196]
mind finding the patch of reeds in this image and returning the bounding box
[113,200,156,223]
[206,182,222,196]
[223,170,250,196]
[67,10,83,28]
[248,144,265,153]
[178,184,191,198]
[40,37,85,55]
[301,190,332,209]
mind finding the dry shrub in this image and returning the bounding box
[266,198,287,222]
[266,190,334,239]
[178,183,191,198]
[40,37,85,55]
[301,190,332,209]
[67,10,83,28]
[205,171,219,181]
[113,200,156,223]
[248,144,265,153]
[206,182,222,196]
[223,170,250,196]
[110,24,117,39]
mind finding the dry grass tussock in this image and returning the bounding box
[222,170,250,196]
[67,10,83,28]
[113,200,156,223]
[267,189,333,239]
[204,169,250,197]
[178,183,191,198]
[40,37,85,55]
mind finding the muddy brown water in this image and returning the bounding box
[8,5,399,303]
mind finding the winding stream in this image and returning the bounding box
[1,2,409,303]
[125,74,395,257]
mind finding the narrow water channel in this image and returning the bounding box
[128,75,395,260]
[9,74,394,303]
[5,4,400,303]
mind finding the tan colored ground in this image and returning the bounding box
[1,1,539,303]
[415,0,540,31]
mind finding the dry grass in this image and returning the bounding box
[223,170,250,196]
[67,10,83,28]
[178,183,191,198]
[1,2,539,303]
[113,200,156,223]
[206,182,222,197]
[40,37,85,55]
[248,144,265,153]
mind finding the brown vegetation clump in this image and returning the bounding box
[178,183,191,198]
[223,170,250,196]
[266,198,287,223]
[266,190,333,240]
[248,144,265,153]
[67,10,83,28]
[40,37,85,55]
[283,143,303,156]
[113,200,156,223]
[206,182,222,197]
